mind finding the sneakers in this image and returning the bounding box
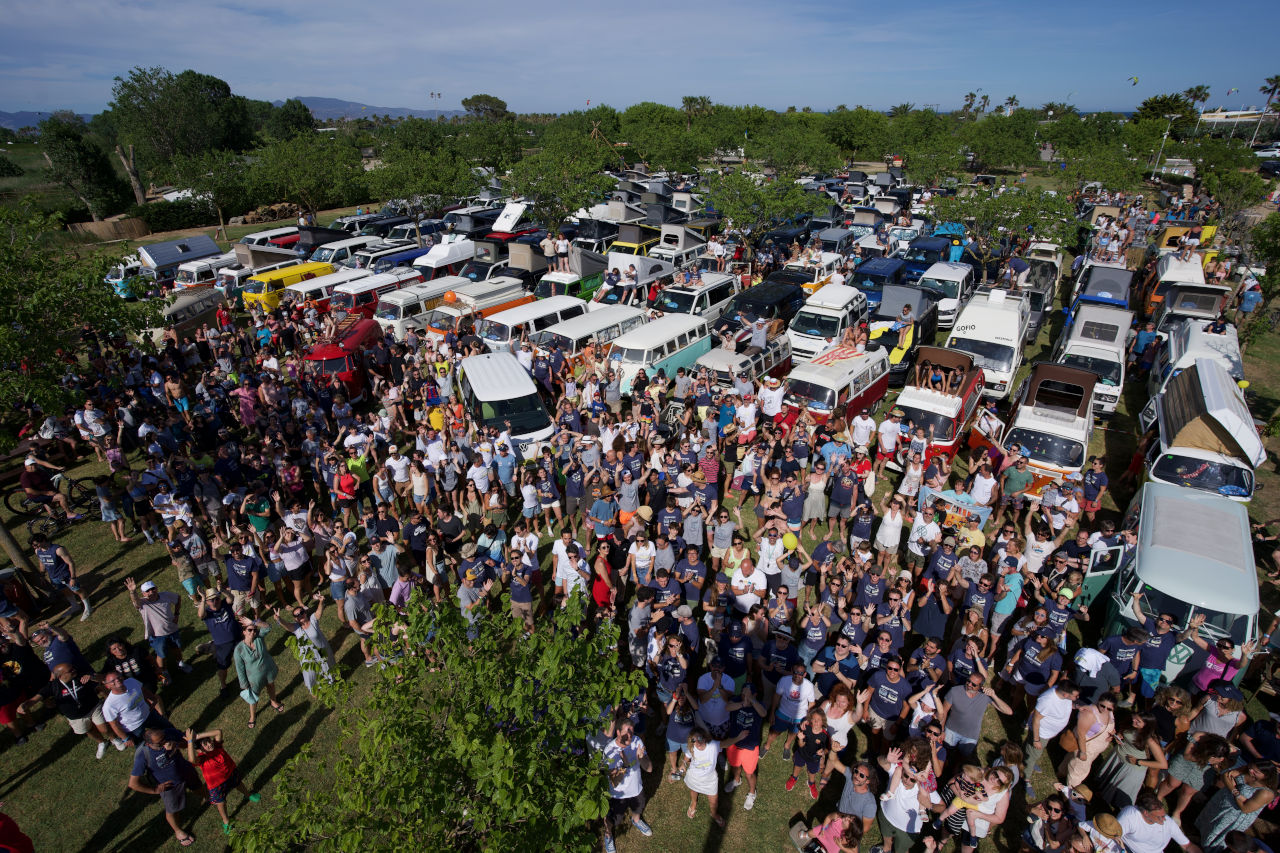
[603,835,617,853]
[785,775,798,792]
[67,513,85,522]
[95,741,107,760]
[743,792,757,810]
[177,661,194,674]
[758,746,769,761]
[808,782,819,800]
[223,823,235,836]
[782,747,792,761]
[870,846,885,853]
[247,793,261,803]
[113,738,129,751]
[631,816,652,837]
[80,603,92,621]
[669,771,684,782]
[724,777,740,793]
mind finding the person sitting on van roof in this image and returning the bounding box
[1203,315,1231,335]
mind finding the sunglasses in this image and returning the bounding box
[886,666,901,673]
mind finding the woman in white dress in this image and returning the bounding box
[679,727,724,826]
[874,493,907,572]
[819,684,859,782]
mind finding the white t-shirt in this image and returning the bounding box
[851,415,877,448]
[970,472,997,504]
[1033,688,1074,740]
[1025,536,1054,575]
[758,386,784,417]
[907,518,941,557]
[731,568,767,612]
[683,740,721,792]
[102,679,150,733]
[881,778,941,833]
[628,542,656,574]
[756,538,785,576]
[603,738,646,798]
[552,539,585,580]
[775,676,817,721]
[877,419,900,453]
[384,455,412,483]
[1117,807,1191,853]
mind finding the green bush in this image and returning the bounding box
[0,155,22,178]
[128,198,218,231]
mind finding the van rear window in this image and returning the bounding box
[1078,321,1120,342]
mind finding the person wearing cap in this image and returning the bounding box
[29,533,91,621]
[457,569,493,639]
[873,409,903,479]
[760,627,801,696]
[125,577,191,682]
[1078,812,1125,853]
[826,459,858,541]
[19,458,84,521]
[601,718,653,852]
[717,621,753,694]
[850,408,876,449]
[196,589,240,695]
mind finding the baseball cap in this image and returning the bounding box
[139,581,157,592]
[715,571,731,583]
[674,605,693,619]
[1210,680,1244,702]
[1057,587,1075,600]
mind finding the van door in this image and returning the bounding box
[1076,542,1129,610]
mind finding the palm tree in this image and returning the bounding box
[1262,75,1280,112]
[1003,95,1019,115]
[1183,85,1210,109]
[680,95,713,132]
[1040,102,1077,118]
[978,94,990,114]
[888,103,915,118]
[962,92,977,114]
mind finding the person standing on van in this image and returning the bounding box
[555,232,570,272]
[540,233,556,271]
[1080,457,1109,527]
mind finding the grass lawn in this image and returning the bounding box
[2,262,1278,852]
[0,141,79,211]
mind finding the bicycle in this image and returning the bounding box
[25,505,83,539]
[5,471,97,519]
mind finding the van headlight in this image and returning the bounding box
[991,381,1007,392]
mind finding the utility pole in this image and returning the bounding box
[1150,114,1181,182]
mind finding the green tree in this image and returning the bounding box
[233,593,644,853]
[109,66,254,194]
[825,108,890,161]
[1260,75,1280,112]
[37,111,130,221]
[265,98,316,140]
[702,171,827,261]
[508,135,616,239]
[1182,85,1211,112]
[1202,168,1268,245]
[461,93,511,122]
[887,103,915,118]
[1132,94,1195,135]
[371,147,480,243]
[0,203,156,444]
[930,189,1077,281]
[960,113,1038,171]
[680,95,713,131]
[1053,145,1142,195]
[0,155,22,178]
[897,133,963,188]
[1003,95,1020,115]
[462,118,523,173]
[167,149,251,236]
[250,134,366,216]
[748,119,840,177]
[1039,102,1078,118]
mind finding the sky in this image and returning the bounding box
[0,0,1275,117]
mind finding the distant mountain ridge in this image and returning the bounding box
[0,110,92,130]
[278,97,465,122]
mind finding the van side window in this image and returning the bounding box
[619,317,642,335]
[403,301,421,317]
[562,305,585,321]
[533,315,556,331]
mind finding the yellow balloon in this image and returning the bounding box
[782,533,799,551]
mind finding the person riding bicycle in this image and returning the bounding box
[19,458,83,521]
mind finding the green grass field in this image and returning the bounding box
[1,264,1278,852]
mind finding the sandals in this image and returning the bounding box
[270,702,285,712]
[178,834,196,847]
[246,719,256,729]
[687,806,697,819]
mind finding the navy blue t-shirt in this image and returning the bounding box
[727,703,764,750]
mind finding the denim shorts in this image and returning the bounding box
[148,631,182,658]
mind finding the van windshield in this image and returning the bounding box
[314,356,351,375]
[477,319,512,343]
[176,269,201,285]
[312,247,339,263]
[1005,427,1085,469]
[893,404,957,441]
[243,280,267,295]
[374,302,403,321]
[1151,455,1254,498]
[530,330,573,353]
[422,308,459,331]
[784,380,836,412]
[611,346,648,365]
[1134,586,1251,644]
[917,276,960,299]
[947,338,1017,374]
[1059,353,1122,386]
[790,310,841,339]
[475,391,552,435]
[459,260,492,281]
[653,290,697,313]
[330,292,358,310]
[902,247,941,264]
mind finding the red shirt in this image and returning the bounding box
[196,746,236,789]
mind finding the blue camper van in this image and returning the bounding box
[125,235,223,296]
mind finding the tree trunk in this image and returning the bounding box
[43,152,100,221]
[0,522,48,604]
[116,144,147,206]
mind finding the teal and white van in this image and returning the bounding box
[1078,482,1259,683]
[607,314,712,395]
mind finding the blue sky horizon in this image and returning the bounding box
[0,0,1273,117]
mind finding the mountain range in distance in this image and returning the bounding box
[274,96,465,122]
[0,96,463,130]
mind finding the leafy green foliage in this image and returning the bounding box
[462,93,511,122]
[508,135,617,236]
[1203,168,1269,243]
[250,134,367,214]
[931,188,1077,279]
[1132,94,1196,135]
[109,67,253,170]
[36,111,131,221]
[461,119,524,173]
[371,146,481,238]
[126,198,217,231]
[825,108,890,160]
[0,203,156,444]
[265,98,316,140]
[1053,145,1142,195]
[0,155,22,178]
[167,149,252,230]
[747,118,840,177]
[960,113,1038,171]
[232,592,644,853]
[703,171,828,256]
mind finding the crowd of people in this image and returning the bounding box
[2,195,1275,853]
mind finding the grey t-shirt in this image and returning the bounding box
[943,686,994,740]
[616,481,640,512]
[837,772,878,820]
[710,521,737,550]
[683,512,705,550]
[628,603,651,640]
[457,584,484,624]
